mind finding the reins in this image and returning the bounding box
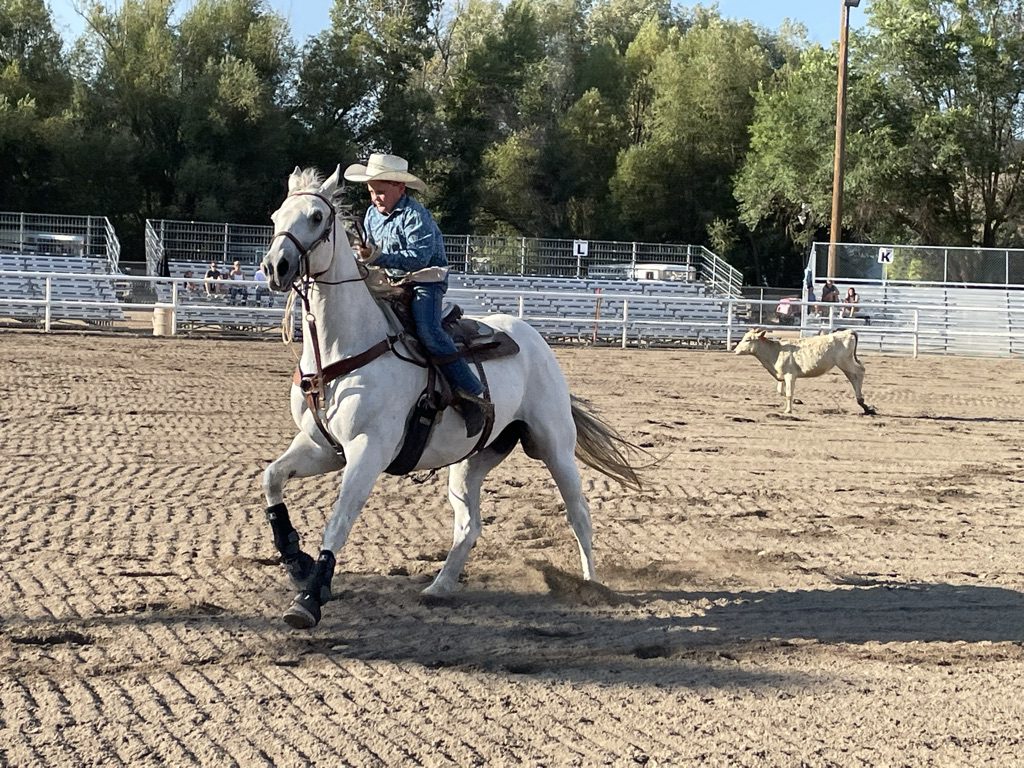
[273,190,396,455]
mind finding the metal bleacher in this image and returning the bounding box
[0,252,124,326]
[447,273,738,346]
[153,260,291,333]
[848,283,1021,356]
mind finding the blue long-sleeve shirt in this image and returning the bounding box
[363,193,448,284]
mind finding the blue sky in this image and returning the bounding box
[48,1,869,47]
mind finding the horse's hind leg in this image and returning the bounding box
[262,431,345,587]
[543,449,595,581]
[423,445,514,597]
[525,416,595,580]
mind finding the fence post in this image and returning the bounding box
[621,299,629,349]
[464,235,470,273]
[44,276,52,332]
[913,309,919,358]
[18,212,25,253]
[726,299,733,348]
[171,281,180,335]
[517,294,524,318]
[223,223,229,263]
[631,242,638,274]
[519,238,526,276]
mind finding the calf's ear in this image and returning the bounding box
[757,330,767,339]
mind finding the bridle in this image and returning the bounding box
[269,191,369,286]
[269,188,398,456]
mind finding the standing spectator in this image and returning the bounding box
[803,268,817,314]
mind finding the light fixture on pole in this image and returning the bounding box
[828,0,860,278]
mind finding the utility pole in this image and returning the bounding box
[828,0,860,278]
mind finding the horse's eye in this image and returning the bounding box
[311,210,323,225]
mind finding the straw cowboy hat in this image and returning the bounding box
[343,153,426,192]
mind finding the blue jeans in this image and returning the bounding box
[410,283,483,396]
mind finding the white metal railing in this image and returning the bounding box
[144,219,165,277]
[4,270,1024,355]
[0,270,296,334]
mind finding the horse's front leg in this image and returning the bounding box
[263,430,345,588]
[283,436,393,629]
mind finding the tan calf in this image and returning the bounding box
[734,328,875,415]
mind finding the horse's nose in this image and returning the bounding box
[275,257,290,282]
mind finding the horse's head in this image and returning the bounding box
[263,165,346,291]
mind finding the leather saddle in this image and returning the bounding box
[370,278,520,475]
[376,281,520,370]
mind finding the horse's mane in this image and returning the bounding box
[292,167,344,207]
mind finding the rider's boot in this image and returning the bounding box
[454,389,493,438]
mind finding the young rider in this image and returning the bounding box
[344,153,492,437]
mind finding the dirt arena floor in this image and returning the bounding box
[2,331,1024,767]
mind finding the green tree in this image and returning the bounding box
[0,0,71,110]
[175,0,295,220]
[0,0,76,210]
[738,0,1024,285]
[866,0,1024,249]
[611,14,774,249]
[431,0,543,232]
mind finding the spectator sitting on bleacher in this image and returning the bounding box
[204,262,222,296]
[842,287,859,317]
[182,270,201,296]
[252,263,269,305]
[228,260,246,303]
[821,279,840,305]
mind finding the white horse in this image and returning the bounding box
[260,165,642,629]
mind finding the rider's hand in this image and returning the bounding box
[357,244,381,264]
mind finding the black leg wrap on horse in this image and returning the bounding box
[267,503,313,583]
[306,549,336,605]
[283,549,336,629]
[266,503,300,558]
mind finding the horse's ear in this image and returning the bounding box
[319,164,342,197]
[287,166,303,193]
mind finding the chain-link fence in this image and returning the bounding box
[810,242,1024,286]
[0,212,121,274]
[144,219,742,298]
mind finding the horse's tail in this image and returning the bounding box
[571,395,645,491]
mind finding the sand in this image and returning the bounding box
[1,332,1023,767]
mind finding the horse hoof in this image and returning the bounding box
[285,551,315,589]
[421,581,453,597]
[283,592,321,629]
